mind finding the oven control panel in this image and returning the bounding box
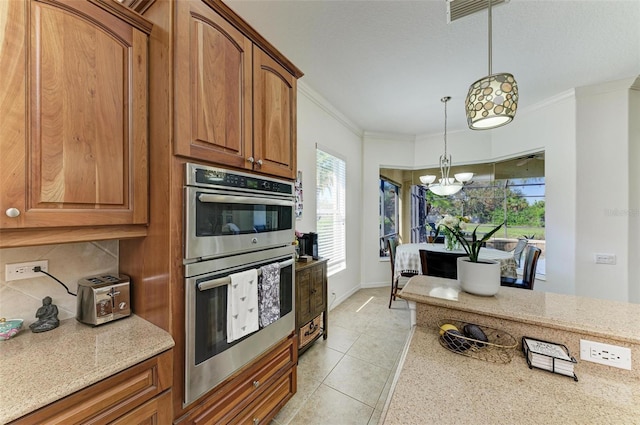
[188,163,293,195]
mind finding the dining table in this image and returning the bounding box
[394,242,518,281]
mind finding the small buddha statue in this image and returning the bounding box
[29,296,60,333]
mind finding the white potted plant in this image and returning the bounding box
[435,222,504,296]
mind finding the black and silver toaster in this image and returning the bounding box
[76,274,131,326]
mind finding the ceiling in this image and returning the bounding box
[223,0,640,136]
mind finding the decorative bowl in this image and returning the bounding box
[0,318,24,341]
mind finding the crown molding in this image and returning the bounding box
[298,81,363,137]
[363,132,415,142]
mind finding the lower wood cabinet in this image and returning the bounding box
[11,349,173,425]
[176,333,297,425]
[295,259,328,355]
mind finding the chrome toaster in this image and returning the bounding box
[76,274,131,326]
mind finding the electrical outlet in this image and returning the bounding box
[580,339,631,370]
[5,260,48,281]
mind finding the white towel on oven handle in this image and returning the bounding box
[227,269,259,343]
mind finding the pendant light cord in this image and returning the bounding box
[440,96,450,157]
[443,97,448,157]
[488,0,492,75]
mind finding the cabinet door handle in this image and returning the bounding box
[5,208,20,218]
[256,159,263,166]
[247,156,255,163]
[253,419,260,425]
[253,380,260,388]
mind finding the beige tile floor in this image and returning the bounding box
[273,287,411,425]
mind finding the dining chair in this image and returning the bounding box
[510,238,528,267]
[422,250,466,280]
[418,249,429,275]
[500,246,541,290]
[388,238,418,308]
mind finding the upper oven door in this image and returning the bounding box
[185,187,294,261]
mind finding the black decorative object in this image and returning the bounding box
[29,296,60,333]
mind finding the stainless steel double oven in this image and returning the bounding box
[183,163,296,407]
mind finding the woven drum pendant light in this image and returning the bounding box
[465,0,518,130]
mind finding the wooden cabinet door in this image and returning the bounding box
[0,0,148,229]
[252,48,297,180]
[174,0,253,170]
[12,349,173,425]
[310,263,326,316]
[295,267,312,326]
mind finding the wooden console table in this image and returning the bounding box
[295,258,328,355]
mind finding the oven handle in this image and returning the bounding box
[198,193,293,206]
[197,258,295,291]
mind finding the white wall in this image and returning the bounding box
[361,132,416,287]
[629,81,640,303]
[491,92,577,296]
[297,83,364,307]
[574,78,636,301]
[414,127,492,168]
[299,77,638,304]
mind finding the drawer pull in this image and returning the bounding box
[253,419,260,425]
[253,380,260,388]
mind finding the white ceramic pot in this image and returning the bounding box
[457,257,501,296]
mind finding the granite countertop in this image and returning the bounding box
[0,314,174,424]
[399,275,640,345]
[381,276,640,424]
[383,326,640,425]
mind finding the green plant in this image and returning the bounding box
[435,222,504,263]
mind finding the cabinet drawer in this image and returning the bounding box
[190,336,296,425]
[110,390,172,425]
[12,350,172,425]
[229,368,295,425]
[299,313,323,349]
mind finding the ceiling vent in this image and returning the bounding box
[447,0,509,23]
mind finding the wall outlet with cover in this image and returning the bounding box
[5,260,49,281]
[580,339,631,370]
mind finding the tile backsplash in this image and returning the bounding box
[0,241,118,326]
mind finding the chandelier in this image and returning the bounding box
[420,96,473,196]
[464,0,518,130]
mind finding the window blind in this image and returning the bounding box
[316,149,346,275]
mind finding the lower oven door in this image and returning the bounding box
[184,245,295,407]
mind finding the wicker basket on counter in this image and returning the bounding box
[437,319,517,364]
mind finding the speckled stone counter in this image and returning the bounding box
[0,314,174,424]
[400,275,640,345]
[381,276,640,424]
[383,326,640,425]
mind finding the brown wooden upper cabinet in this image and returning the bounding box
[174,0,300,180]
[0,0,152,245]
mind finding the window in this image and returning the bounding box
[410,185,428,243]
[379,178,400,257]
[423,177,546,274]
[316,149,346,275]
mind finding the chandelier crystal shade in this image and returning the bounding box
[420,97,473,196]
[465,0,518,130]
